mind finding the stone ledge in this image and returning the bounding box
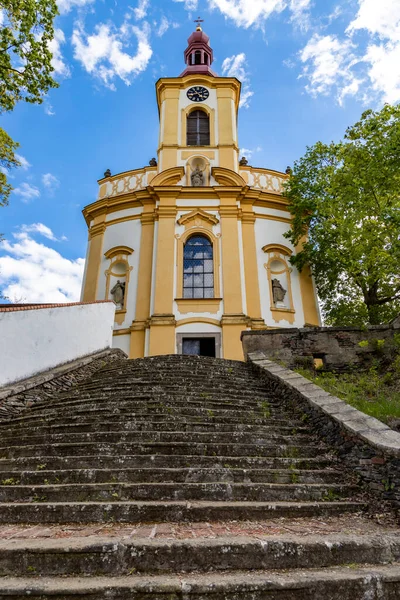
[248,352,400,458]
[0,348,127,422]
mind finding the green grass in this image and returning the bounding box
[296,364,400,424]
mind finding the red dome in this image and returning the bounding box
[187,29,210,45]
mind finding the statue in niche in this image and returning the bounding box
[110,280,126,308]
[272,278,287,305]
[191,166,204,187]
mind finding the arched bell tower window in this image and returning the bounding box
[187,110,210,146]
[183,235,214,298]
[194,50,201,65]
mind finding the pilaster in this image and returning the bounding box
[129,199,157,358]
[149,189,179,356]
[82,214,106,302]
[218,192,247,359]
[240,200,265,330]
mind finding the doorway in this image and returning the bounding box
[177,333,222,358]
[182,337,216,357]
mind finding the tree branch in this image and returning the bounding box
[0,64,24,75]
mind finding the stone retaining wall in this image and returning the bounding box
[248,351,400,512]
[242,317,400,371]
[0,348,127,422]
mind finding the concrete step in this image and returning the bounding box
[0,500,366,524]
[0,467,343,485]
[0,534,398,576]
[0,455,337,472]
[0,482,355,503]
[1,566,398,599]
[0,430,318,448]
[0,441,326,459]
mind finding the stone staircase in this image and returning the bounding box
[0,354,399,598]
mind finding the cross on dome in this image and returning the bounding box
[194,17,204,31]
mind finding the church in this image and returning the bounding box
[80,24,320,361]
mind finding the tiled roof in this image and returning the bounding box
[0,301,113,313]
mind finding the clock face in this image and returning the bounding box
[187,86,209,102]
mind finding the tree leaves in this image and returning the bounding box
[0,0,58,212]
[284,104,400,326]
[0,127,20,206]
[0,0,59,113]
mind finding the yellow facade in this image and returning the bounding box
[81,27,320,361]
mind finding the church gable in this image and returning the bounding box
[177,209,219,231]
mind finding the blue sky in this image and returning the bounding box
[1,0,399,302]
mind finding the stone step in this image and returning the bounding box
[59,377,270,391]
[0,534,397,577]
[0,412,297,430]
[1,566,398,599]
[0,441,326,459]
[20,398,276,419]
[0,467,343,485]
[0,500,365,524]
[16,393,273,408]
[0,420,310,437]
[0,482,354,503]
[0,430,318,448]
[0,454,336,472]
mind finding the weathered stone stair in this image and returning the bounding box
[0,354,399,598]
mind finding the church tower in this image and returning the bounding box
[80,24,320,361]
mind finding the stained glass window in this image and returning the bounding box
[183,235,214,299]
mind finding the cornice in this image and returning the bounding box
[156,75,242,114]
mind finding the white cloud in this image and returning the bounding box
[347,0,400,104]
[289,0,311,31]
[13,183,40,203]
[133,0,150,20]
[48,29,71,77]
[299,0,400,104]
[173,0,198,10]
[57,0,95,15]
[208,0,285,29]
[347,0,400,41]
[20,223,58,241]
[44,102,55,116]
[156,16,179,37]
[299,34,359,101]
[42,173,60,192]
[72,20,153,89]
[175,0,310,29]
[363,42,400,104]
[15,154,31,170]
[240,146,262,158]
[222,53,254,108]
[0,227,84,303]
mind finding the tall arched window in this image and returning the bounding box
[187,110,210,146]
[183,235,214,298]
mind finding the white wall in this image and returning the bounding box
[254,217,305,328]
[0,302,115,387]
[112,334,131,355]
[99,218,142,328]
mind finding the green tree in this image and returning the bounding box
[284,104,400,326]
[0,0,59,206]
